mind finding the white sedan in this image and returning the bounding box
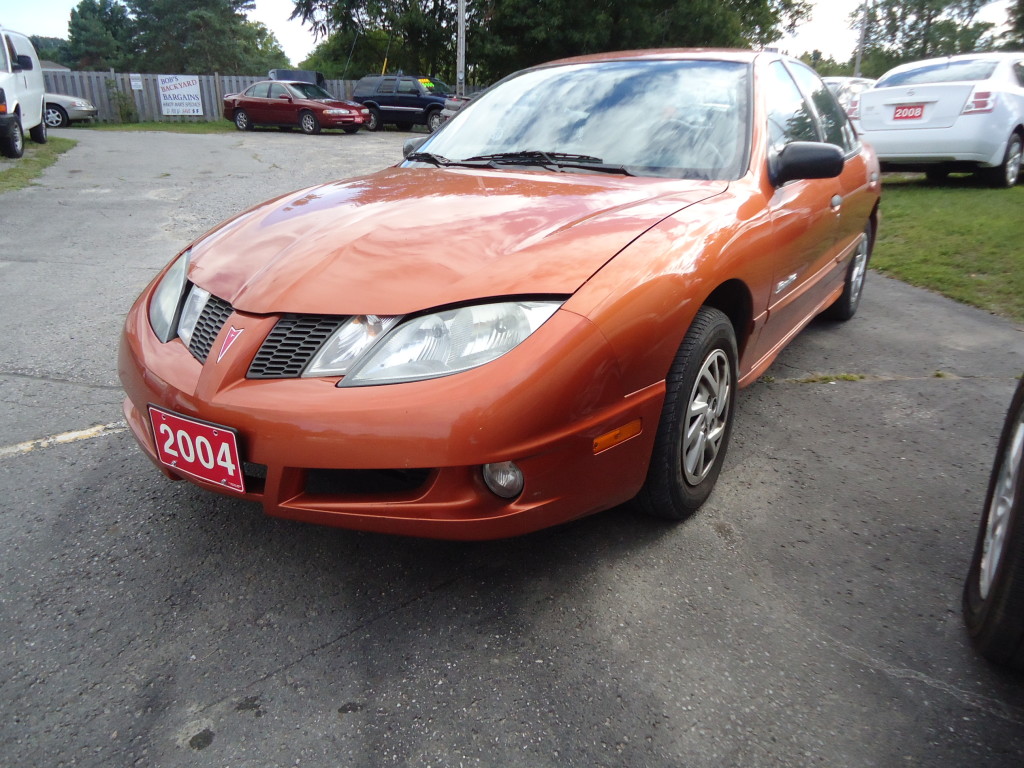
[855,52,1024,186]
[44,93,98,128]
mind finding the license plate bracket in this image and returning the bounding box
[148,406,246,492]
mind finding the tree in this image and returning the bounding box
[1001,0,1024,48]
[290,0,812,83]
[854,0,995,75]
[299,27,398,79]
[30,36,73,68]
[127,0,291,74]
[67,0,134,70]
[799,50,851,77]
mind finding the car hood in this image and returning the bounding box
[188,167,727,316]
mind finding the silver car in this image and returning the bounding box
[855,52,1024,186]
[44,92,98,128]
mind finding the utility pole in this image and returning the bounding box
[457,0,466,96]
[854,0,870,77]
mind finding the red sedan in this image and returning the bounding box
[123,49,881,539]
[223,80,369,134]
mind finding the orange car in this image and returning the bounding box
[120,49,881,540]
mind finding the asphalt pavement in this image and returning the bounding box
[2,127,1023,767]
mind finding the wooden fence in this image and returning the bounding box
[42,70,360,123]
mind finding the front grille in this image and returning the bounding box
[188,294,234,363]
[304,468,433,496]
[247,315,347,379]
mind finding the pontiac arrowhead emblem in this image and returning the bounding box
[217,326,244,362]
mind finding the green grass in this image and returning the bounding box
[873,175,1024,322]
[0,137,77,193]
[82,120,238,134]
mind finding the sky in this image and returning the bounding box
[3,0,1014,68]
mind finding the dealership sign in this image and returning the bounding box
[158,75,203,116]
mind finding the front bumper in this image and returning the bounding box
[67,106,98,122]
[119,292,663,539]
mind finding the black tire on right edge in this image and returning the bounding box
[634,306,737,520]
[963,377,1024,669]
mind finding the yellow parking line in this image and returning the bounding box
[0,421,128,460]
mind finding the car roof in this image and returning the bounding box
[880,51,1022,77]
[541,48,766,68]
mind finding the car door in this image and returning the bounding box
[240,82,271,122]
[266,82,296,126]
[373,77,399,121]
[758,60,843,355]
[393,77,426,124]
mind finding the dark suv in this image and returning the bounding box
[351,75,452,132]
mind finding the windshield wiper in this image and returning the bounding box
[461,150,635,176]
[405,151,453,167]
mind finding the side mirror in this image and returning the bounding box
[15,55,33,71]
[403,136,428,158]
[278,94,291,100]
[772,141,844,185]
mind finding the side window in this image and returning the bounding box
[268,83,289,98]
[398,78,418,94]
[787,61,857,152]
[377,78,397,94]
[765,61,819,150]
[246,83,269,98]
[0,36,9,71]
[1014,62,1024,87]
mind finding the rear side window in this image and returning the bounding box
[245,82,269,98]
[1014,62,1024,87]
[877,59,999,87]
[377,78,397,94]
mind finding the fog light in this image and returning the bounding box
[482,461,524,499]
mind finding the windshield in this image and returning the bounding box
[415,59,750,180]
[420,77,450,93]
[288,83,337,100]
[877,59,999,87]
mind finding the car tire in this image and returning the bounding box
[343,126,360,134]
[822,221,872,322]
[0,115,24,159]
[963,379,1024,669]
[366,107,382,131]
[394,121,413,132]
[634,306,737,519]
[426,109,443,133]
[234,109,253,131]
[45,104,69,129]
[982,132,1022,188]
[299,110,321,135]
[924,167,949,184]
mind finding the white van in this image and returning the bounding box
[0,26,46,159]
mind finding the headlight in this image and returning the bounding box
[304,315,400,376]
[72,100,92,108]
[148,251,190,342]
[323,109,351,115]
[340,301,562,386]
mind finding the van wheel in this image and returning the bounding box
[0,116,24,158]
[30,115,47,145]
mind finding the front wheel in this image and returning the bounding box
[45,104,69,129]
[963,379,1024,669]
[982,133,1022,188]
[822,221,872,321]
[299,110,321,135]
[0,116,24,158]
[634,306,738,519]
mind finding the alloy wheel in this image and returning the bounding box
[682,349,732,485]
